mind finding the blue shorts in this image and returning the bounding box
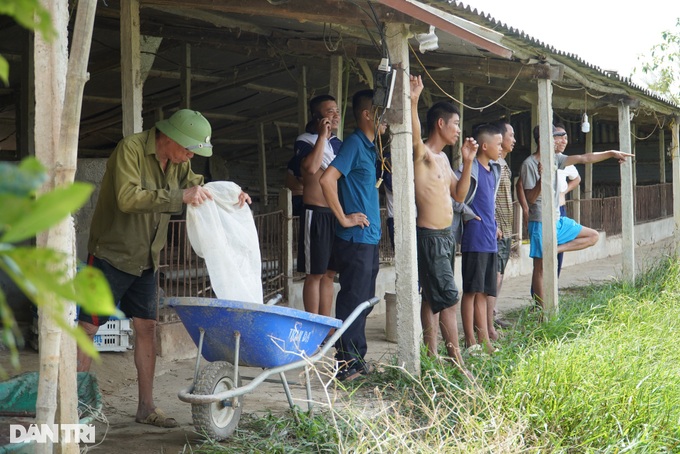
[528,217,583,259]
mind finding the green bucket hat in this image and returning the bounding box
[156,109,213,157]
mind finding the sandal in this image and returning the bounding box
[136,408,179,428]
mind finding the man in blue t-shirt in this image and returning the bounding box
[320,89,384,381]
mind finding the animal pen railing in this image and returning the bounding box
[159,207,395,302]
[159,212,287,303]
[565,183,673,236]
[158,183,673,302]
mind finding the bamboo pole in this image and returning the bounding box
[35,1,99,452]
[34,2,68,453]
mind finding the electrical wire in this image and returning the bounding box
[323,23,342,52]
[409,43,524,111]
[373,107,391,185]
[366,1,390,62]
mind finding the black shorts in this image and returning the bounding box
[78,255,157,326]
[496,237,512,275]
[297,205,336,275]
[461,252,497,296]
[416,226,459,314]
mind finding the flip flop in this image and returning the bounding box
[136,408,179,428]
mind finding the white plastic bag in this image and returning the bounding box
[186,181,263,304]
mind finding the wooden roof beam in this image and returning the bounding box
[140,0,418,28]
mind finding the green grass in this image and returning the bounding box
[186,256,680,453]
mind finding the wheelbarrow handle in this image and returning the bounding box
[315,296,380,357]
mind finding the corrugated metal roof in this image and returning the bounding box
[430,0,679,109]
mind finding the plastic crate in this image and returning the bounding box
[93,318,132,352]
[30,315,133,353]
[96,318,132,335]
[93,332,132,352]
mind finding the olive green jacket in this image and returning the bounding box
[88,128,204,275]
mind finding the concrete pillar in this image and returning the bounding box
[385,23,420,376]
[631,122,637,187]
[671,118,680,245]
[537,78,558,316]
[618,102,635,281]
[120,0,143,135]
[140,36,162,83]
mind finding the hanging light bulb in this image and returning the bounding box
[581,112,590,134]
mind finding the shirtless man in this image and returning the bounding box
[410,75,478,372]
[296,95,342,317]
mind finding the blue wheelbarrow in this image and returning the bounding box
[163,295,379,440]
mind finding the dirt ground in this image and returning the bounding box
[1,237,673,453]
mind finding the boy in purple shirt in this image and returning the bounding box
[460,123,502,355]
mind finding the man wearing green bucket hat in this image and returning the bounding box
[77,109,249,428]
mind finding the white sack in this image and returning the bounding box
[186,181,263,304]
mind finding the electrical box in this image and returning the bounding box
[373,68,396,109]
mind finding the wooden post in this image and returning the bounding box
[385,23,420,376]
[34,3,68,452]
[631,122,638,188]
[584,121,593,199]
[329,56,343,139]
[537,78,558,316]
[659,129,666,184]
[279,188,294,306]
[513,176,523,243]
[618,101,635,281]
[19,32,35,159]
[258,122,268,207]
[530,102,538,154]
[120,0,143,135]
[572,184,581,224]
[35,1,98,453]
[180,43,191,109]
[660,128,667,217]
[452,81,464,168]
[297,65,308,135]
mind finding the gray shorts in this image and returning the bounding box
[416,226,459,314]
[497,237,512,275]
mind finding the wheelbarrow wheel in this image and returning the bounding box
[192,361,242,440]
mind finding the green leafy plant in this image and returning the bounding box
[636,18,680,104]
[0,157,120,375]
[0,0,56,85]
